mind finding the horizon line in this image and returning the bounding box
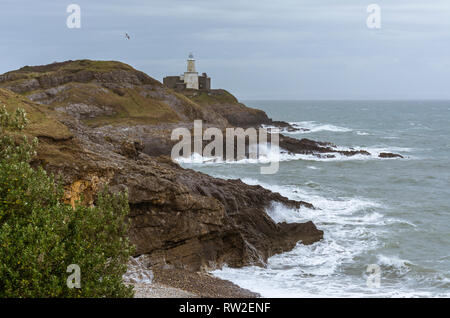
[239,98,450,102]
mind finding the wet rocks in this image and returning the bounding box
[12,96,324,271]
[379,152,404,158]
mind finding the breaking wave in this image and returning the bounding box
[175,144,407,165]
[263,121,354,134]
[211,180,386,297]
[292,121,353,133]
[211,179,440,297]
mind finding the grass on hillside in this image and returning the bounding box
[6,60,135,76]
[185,90,238,105]
[0,88,72,140]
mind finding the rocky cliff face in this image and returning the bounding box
[0,60,326,271]
[48,118,322,270]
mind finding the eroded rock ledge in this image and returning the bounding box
[0,85,323,272]
[32,114,323,271]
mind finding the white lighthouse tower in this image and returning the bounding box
[164,53,210,90]
[182,53,199,89]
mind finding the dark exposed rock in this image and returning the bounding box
[278,135,370,157]
[0,76,324,274]
[37,115,323,271]
[180,89,272,128]
[55,103,115,119]
[270,120,309,132]
[379,152,404,158]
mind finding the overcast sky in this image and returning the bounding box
[1,0,450,99]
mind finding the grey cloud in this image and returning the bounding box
[1,0,450,99]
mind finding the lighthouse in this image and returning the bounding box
[183,53,199,89]
[163,53,211,91]
[187,53,196,72]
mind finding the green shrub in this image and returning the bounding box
[0,106,134,297]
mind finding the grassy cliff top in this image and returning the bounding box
[182,89,239,105]
[0,60,187,126]
[2,60,135,78]
[0,60,269,128]
[0,88,72,140]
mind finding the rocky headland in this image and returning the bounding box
[0,60,403,297]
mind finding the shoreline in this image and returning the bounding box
[129,268,260,298]
[151,267,259,298]
[125,256,259,298]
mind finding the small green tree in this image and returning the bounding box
[0,106,134,297]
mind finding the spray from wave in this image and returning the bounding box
[263,121,354,134]
[211,178,433,297]
[175,144,407,165]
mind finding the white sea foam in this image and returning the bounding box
[206,105,447,297]
[291,121,353,133]
[175,143,282,165]
[376,254,414,275]
[210,178,434,297]
[176,144,406,165]
[241,178,385,225]
[290,122,372,137]
[262,121,353,135]
[381,136,400,140]
[298,121,353,132]
[336,145,414,153]
[212,262,441,297]
[123,255,154,285]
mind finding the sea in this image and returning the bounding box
[178,100,450,297]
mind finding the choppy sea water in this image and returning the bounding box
[179,100,450,297]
